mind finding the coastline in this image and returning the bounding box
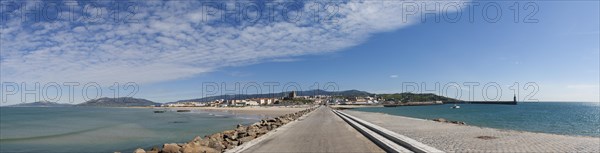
[329,104,383,110]
[129,106,310,118]
[343,110,600,152]
[126,106,319,153]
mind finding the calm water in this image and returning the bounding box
[0,107,260,153]
[354,102,600,137]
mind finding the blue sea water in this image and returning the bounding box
[354,102,600,137]
[0,107,261,153]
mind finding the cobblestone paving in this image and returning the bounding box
[343,110,600,152]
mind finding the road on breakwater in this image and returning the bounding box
[241,106,386,153]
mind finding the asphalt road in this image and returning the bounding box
[242,106,385,153]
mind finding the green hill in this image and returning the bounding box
[378,93,461,102]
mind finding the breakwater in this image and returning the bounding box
[383,101,443,107]
[129,107,318,153]
[443,101,517,105]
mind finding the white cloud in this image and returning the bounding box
[566,84,599,89]
[1,0,466,85]
[389,75,399,78]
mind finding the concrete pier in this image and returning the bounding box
[228,106,599,153]
[239,107,385,153]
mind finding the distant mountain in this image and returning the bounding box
[6,101,73,107]
[173,89,324,103]
[173,89,460,103]
[174,89,374,103]
[77,97,159,107]
[333,90,372,97]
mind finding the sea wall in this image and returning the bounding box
[443,101,517,105]
[126,106,318,153]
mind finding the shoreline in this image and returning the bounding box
[349,110,600,139]
[343,110,600,152]
[126,106,319,153]
[129,106,311,118]
[329,104,383,110]
[361,111,600,138]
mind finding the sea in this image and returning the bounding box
[0,107,261,153]
[1,102,598,153]
[354,102,600,137]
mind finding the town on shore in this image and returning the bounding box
[5,89,463,108]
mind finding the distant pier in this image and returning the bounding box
[444,95,518,105]
[443,101,517,105]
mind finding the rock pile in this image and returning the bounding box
[131,107,317,153]
[432,118,466,125]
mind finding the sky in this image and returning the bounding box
[0,0,598,105]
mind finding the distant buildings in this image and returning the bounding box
[162,102,206,107]
[326,96,379,105]
[255,98,276,105]
[162,91,383,107]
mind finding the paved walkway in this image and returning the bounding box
[242,107,384,153]
[344,110,600,152]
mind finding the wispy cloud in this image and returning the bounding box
[389,75,399,78]
[271,58,302,63]
[1,0,464,85]
[566,84,599,89]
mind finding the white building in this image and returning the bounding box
[255,98,275,105]
[246,100,259,106]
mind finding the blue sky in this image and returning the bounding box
[0,0,598,104]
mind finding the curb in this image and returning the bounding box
[334,110,444,153]
[225,106,320,153]
[332,109,413,153]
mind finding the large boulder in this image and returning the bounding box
[247,125,260,137]
[280,118,291,124]
[222,130,238,140]
[161,143,181,153]
[235,125,247,137]
[433,118,446,122]
[198,146,220,153]
[208,133,223,142]
[150,146,160,151]
[146,146,160,153]
[238,136,254,145]
[179,142,200,153]
[224,138,238,149]
[258,126,269,134]
[207,139,226,152]
[192,136,202,143]
[198,137,211,147]
[133,149,146,153]
[180,141,222,153]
